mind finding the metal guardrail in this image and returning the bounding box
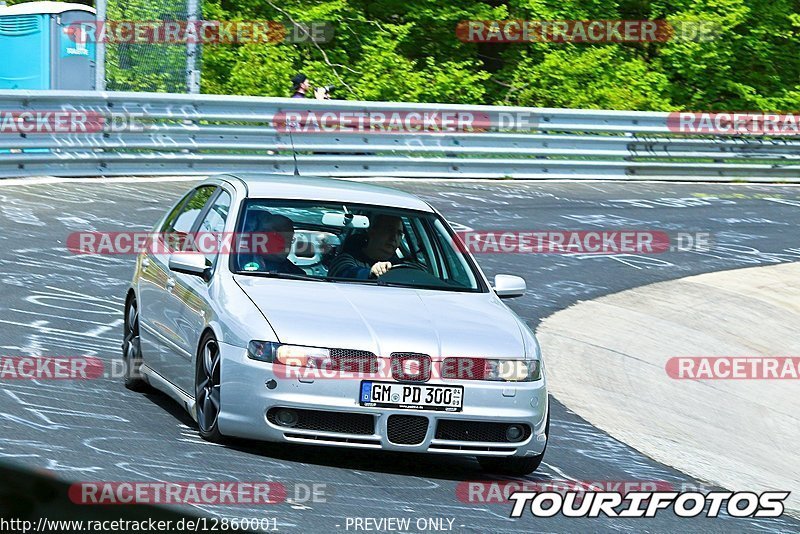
[1,90,799,180]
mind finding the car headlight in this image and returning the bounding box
[442,357,541,381]
[485,359,540,381]
[247,341,279,362]
[247,341,331,368]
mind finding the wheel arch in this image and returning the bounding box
[193,324,223,376]
[193,324,225,442]
[196,323,223,355]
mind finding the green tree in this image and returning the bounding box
[6,0,799,111]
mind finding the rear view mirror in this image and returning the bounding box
[493,274,526,299]
[322,212,370,228]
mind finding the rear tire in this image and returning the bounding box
[478,403,550,476]
[195,332,224,443]
[122,296,148,392]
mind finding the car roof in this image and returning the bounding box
[225,173,434,212]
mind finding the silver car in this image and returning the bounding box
[123,174,549,475]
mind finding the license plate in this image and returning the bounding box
[359,381,463,412]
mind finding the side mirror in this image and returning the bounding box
[169,254,210,281]
[493,274,526,299]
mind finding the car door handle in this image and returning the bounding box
[141,257,150,270]
[165,278,176,291]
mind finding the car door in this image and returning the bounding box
[160,187,232,393]
[139,185,217,378]
[138,188,194,370]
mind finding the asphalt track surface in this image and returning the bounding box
[0,178,799,533]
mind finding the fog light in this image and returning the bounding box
[273,408,299,427]
[506,424,525,442]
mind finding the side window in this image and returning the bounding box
[170,186,216,234]
[432,218,476,288]
[405,217,434,270]
[196,190,232,266]
[398,218,416,259]
[161,186,216,252]
[158,190,195,233]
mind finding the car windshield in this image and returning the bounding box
[230,199,484,292]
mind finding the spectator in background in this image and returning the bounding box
[291,73,310,98]
[290,72,332,100]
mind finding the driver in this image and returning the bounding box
[328,214,402,279]
[240,212,306,276]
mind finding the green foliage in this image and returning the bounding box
[104,0,192,92]
[5,0,799,111]
[200,0,800,110]
[498,47,675,110]
[202,0,494,102]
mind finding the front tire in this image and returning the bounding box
[122,296,148,392]
[478,404,550,476]
[195,332,224,443]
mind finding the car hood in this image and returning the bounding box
[234,276,528,360]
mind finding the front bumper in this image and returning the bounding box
[217,342,548,457]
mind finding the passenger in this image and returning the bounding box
[242,209,271,234]
[241,213,306,276]
[328,214,403,279]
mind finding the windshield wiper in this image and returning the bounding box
[236,271,324,282]
[374,279,469,291]
[324,275,464,290]
[322,277,379,285]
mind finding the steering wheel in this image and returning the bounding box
[376,259,446,286]
[387,261,426,272]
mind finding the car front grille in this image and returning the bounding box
[329,348,378,374]
[391,353,432,382]
[267,408,375,435]
[386,414,429,445]
[435,420,532,443]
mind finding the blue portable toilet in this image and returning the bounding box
[0,1,96,90]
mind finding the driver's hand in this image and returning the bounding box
[370,261,392,277]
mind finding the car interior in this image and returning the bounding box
[230,202,480,291]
